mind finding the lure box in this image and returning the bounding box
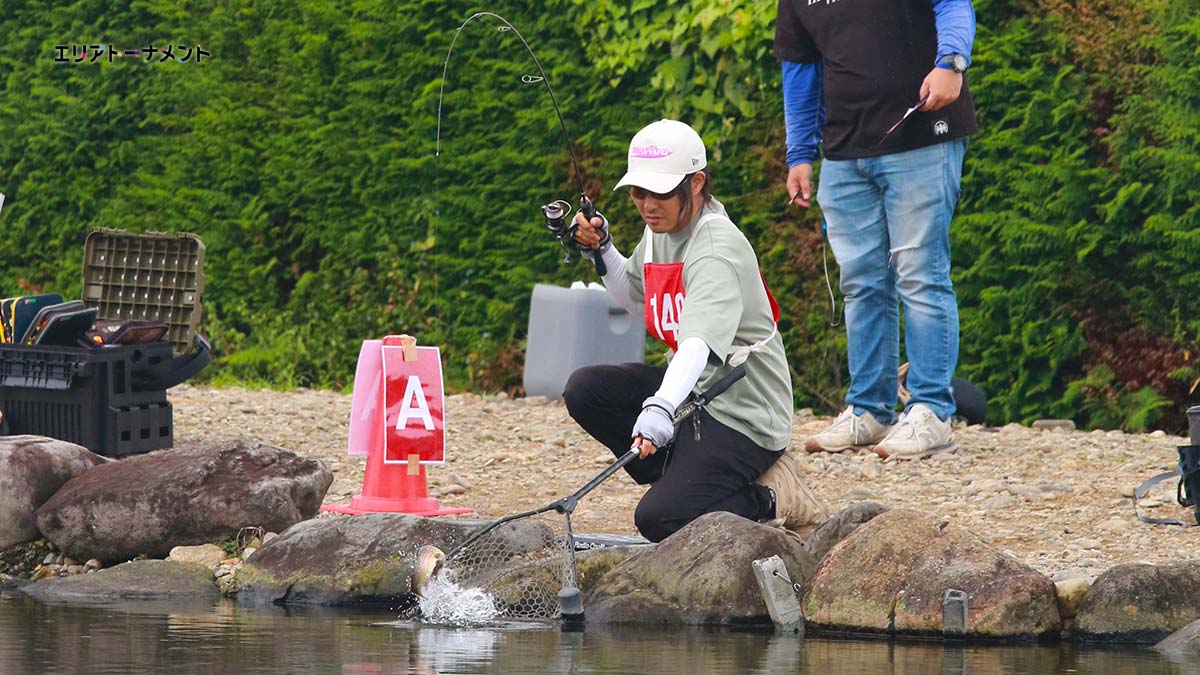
[0,230,210,457]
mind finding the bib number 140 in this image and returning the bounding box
[650,292,685,342]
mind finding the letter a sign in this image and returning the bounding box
[381,345,445,465]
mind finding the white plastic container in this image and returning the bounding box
[523,283,645,400]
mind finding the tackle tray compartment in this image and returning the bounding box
[83,229,205,357]
[0,230,207,457]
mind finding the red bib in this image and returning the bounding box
[641,216,780,353]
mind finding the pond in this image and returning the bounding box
[0,592,1189,674]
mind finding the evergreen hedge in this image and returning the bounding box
[1,0,1196,430]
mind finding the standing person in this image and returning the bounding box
[775,0,977,459]
[563,119,826,543]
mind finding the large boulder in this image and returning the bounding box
[21,560,218,603]
[802,508,1060,638]
[0,436,106,549]
[1075,562,1200,643]
[236,514,555,606]
[1157,618,1200,659]
[584,511,817,625]
[805,501,890,562]
[35,441,331,562]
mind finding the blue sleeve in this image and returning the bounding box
[932,0,976,68]
[782,60,824,167]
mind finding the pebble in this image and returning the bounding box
[1032,419,1076,432]
[1077,539,1101,550]
[966,479,1004,495]
[1097,518,1132,531]
[982,495,1017,510]
[42,554,56,566]
[242,547,257,561]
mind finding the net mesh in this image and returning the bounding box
[441,511,575,620]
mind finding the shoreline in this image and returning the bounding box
[170,384,1199,580]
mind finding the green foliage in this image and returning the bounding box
[0,0,1197,430]
[1059,365,1172,432]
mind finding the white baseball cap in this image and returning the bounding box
[613,119,707,194]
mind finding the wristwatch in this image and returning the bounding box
[938,53,969,73]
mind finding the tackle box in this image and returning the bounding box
[0,230,210,457]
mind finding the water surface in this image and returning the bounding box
[1,591,1192,674]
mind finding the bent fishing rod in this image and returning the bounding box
[436,12,607,274]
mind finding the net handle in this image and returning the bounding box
[444,366,747,561]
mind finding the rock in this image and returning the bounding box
[981,495,1017,510]
[241,547,257,560]
[801,509,1060,638]
[35,441,332,562]
[1055,577,1091,620]
[1150,430,1167,438]
[169,544,228,568]
[0,436,106,550]
[1077,539,1101,550]
[440,484,467,496]
[21,560,219,603]
[480,545,645,618]
[42,553,56,566]
[1096,518,1132,531]
[1157,618,1200,659]
[84,559,101,570]
[237,514,552,606]
[966,479,1004,496]
[805,502,890,563]
[66,565,84,575]
[584,512,817,625]
[0,573,23,590]
[1032,419,1076,432]
[1076,563,1200,642]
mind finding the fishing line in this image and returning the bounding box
[432,11,590,330]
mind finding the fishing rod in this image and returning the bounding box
[436,12,606,275]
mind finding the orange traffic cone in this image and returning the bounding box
[321,335,470,516]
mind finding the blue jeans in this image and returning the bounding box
[817,139,966,422]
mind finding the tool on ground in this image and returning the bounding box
[437,365,747,623]
[1132,405,1200,526]
[877,95,929,145]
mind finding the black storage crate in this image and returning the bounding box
[0,230,206,457]
[0,342,175,457]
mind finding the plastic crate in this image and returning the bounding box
[0,229,208,457]
[0,342,177,456]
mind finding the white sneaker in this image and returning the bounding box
[804,406,892,453]
[873,403,957,460]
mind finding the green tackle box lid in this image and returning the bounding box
[82,229,205,357]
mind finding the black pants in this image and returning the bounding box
[563,362,779,543]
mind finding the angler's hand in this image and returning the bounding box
[572,211,611,251]
[786,163,814,209]
[631,396,675,459]
[919,67,963,112]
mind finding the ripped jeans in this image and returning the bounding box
[817,139,966,422]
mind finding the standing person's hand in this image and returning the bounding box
[786,163,814,208]
[919,67,963,111]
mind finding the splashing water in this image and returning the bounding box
[416,573,500,626]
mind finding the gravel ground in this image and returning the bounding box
[172,384,1199,579]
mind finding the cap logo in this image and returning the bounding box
[631,145,673,159]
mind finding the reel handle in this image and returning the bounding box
[579,196,607,276]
